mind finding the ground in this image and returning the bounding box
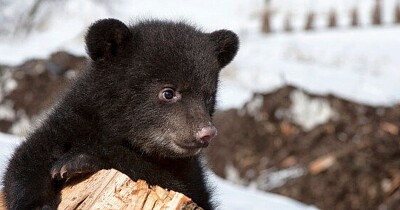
[0,52,399,210]
[207,86,400,210]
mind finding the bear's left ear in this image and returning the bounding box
[209,30,239,68]
[85,18,133,61]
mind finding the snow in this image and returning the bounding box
[288,90,336,131]
[0,132,317,210]
[221,26,400,109]
[1,0,400,110]
[0,102,15,121]
[256,166,307,191]
[212,173,318,210]
[0,133,21,183]
[0,0,262,65]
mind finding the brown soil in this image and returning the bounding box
[0,51,86,135]
[206,86,400,210]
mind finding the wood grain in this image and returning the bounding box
[0,169,202,210]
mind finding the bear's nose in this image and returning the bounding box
[195,126,217,146]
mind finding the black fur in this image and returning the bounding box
[2,18,239,210]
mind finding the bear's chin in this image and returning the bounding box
[170,143,202,157]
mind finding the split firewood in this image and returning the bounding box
[0,193,4,210]
[0,169,202,210]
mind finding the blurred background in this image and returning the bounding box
[0,0,399,209]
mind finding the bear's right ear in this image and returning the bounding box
[85,18,132,61]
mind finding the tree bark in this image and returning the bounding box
[0,169,203,210]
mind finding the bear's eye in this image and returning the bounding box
[158,88,180,103]
[163,90,174,100]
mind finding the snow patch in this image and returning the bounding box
[211,172,319,210]
[225,164,246,185]
[9,111,31,136]
[0,70,17,101]
[4,78,17,94]
[240,94,264,121]
[0,101,15,121]
[0,132,22,183]
[65,69,78,80]
[257,166,307,191]
[288,90,336,131]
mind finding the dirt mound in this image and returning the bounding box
[0,51,86,135]
[206,86,400,210]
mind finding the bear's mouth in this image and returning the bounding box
[174,141,208,150]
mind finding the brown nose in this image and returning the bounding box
[195,126,217,146]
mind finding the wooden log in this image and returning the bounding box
[0,169,202,210]
[0,193,4,210]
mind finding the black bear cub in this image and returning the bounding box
[2,18,239,210]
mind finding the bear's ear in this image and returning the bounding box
[209,30,239,68]
[85,18,132,61]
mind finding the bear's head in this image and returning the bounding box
[83,18,239,158]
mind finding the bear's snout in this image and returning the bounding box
[195,126,217,147]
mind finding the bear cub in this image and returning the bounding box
[2,18,239,210]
